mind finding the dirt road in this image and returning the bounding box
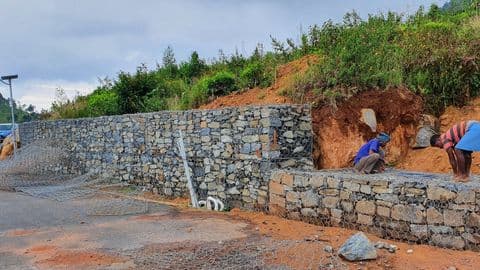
[1,189,480,270]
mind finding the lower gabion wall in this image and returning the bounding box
[269,169,480,250]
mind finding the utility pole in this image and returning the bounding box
[1,74,19,155]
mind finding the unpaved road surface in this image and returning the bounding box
[1,189,480,270]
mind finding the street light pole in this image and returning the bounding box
[1,74,18,155]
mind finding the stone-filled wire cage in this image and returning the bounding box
[19,105,314,209]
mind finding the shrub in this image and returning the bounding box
[205,71,237,96]
[87,89,119,116]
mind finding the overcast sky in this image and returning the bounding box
[0,0,445,111]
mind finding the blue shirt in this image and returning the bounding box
[354,139,380,165]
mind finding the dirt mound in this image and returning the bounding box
[313,87,423,168]
[399,97,480,174]
[199,54,318,109]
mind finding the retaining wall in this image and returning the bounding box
[19,105,313,208]
[269,169,480,250]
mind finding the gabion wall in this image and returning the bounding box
[269,169,480,250]
[19,105,313,208]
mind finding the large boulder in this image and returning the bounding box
[360,108,377,132]
[338,232,377,261]
[412,114,440,148]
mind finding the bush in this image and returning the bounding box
[205,71,237,96]
[239,62,272,88]
[87,89,119,116]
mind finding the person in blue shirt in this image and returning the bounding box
[354,132,390,174]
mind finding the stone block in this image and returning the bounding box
[301,190,320,208]
[357,214,373,225]
[331,208,343,219]
[286,191,300,203]
[269,181,285,196]
[426,208,443,224]
[431,234,465,250]
[443,210,464,227]
[455,190,476,204]
[372,187,393,194]
[269,194,285,207]
[341,201,354,213]
[322,196,339,209]
[391,204,425,224]
[360,185,372,194]
[410,224,429,239]
[427,186,456,201]
[326,177,340,189]
[428,225,453,234]
[356,201,376,215]
[301,208,318,217]
[322,188,339,196]
[294,175,308,187]
[340,190,351,200]
[405,188,425,196]
[462,232,480,244]
[466,212,480,227]
[309,175,324,188]
[280,173,294,187]
[377,206,390,217]
[343,181,360,192]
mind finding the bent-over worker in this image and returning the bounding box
[354,132,390,174]
[430,120,480,182]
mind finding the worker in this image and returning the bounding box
[354,132,390,174]
[430,120,480,182]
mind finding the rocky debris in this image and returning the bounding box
[374,241,397,253]
[323,245,333,253]
[338,232,377,261]
[407,249,413,254]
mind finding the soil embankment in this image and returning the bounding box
[398,98,480,174]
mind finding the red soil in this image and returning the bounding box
[36,250,126,270]
[199,55,318,109]
[229,208,480,270]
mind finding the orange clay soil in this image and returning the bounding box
[228,208,480,270]
[399,97,480,174]
[199,54,318,109]
[35,250,127,270]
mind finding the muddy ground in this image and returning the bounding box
[1,188,480,270]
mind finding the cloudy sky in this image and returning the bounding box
[0,0,445,111]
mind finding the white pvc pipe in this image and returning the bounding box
[177,130,199,208]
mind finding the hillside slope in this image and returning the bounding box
[200,55,318,109]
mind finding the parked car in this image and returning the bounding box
[0,123,18,143]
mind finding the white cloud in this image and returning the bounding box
[9,79,97,111]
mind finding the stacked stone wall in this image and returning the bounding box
[19,105,312,208]
[269,169,480,250]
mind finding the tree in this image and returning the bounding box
[162,46,178,78]
[179,51,207,80]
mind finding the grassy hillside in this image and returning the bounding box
[48,1,480,119]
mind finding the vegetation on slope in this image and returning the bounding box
[0,93,38,123]
[47,1,480,119]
